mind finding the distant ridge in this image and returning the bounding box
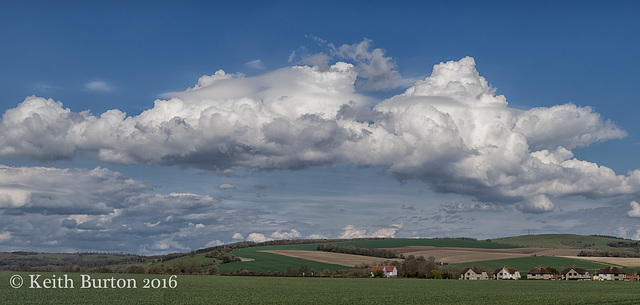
[489,234,628,250]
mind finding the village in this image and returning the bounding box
[371,265,639,281]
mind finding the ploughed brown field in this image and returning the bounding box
[260,250,403,267]
[387,246,581,263]
[261,247,582,267]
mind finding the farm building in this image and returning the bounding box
[460,266,489,280]
[370,266,397,278]
[593,266,625,281]
[493,266,521,280]
[526,266,554,280]
[561,266,590,280]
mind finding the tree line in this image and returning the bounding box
[316,243,402,259]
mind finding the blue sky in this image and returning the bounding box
[1,1,640,254]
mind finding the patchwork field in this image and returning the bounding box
[220,237,637,273]
[262,247,583,267]
[219,244,348,274]
[221,239,520,273]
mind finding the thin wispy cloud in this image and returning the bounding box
[245,59,265,70]
[85,80,114,92]
[218,183,236,190]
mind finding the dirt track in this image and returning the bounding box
[560,256,640,267]
[237,257,255,262]
[261,247,581,267]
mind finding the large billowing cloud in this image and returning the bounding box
[0,52,637,214]
[348,57,635,212]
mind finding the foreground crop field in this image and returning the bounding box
[3,272,640,304]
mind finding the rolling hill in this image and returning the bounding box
[4,234,639,275]
[489,234,628,249]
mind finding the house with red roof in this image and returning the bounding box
[370,266,397,278]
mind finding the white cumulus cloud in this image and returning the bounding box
[308,234,328,239]
[628,201,640,217]
[339,225,399,239]
[517,194,555,213]
[0,45,637,214]
[246,232,269,242]
[270,229,301,240]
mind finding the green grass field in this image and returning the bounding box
[3,272,640,304]
[152,252,219,270]
[220,244,347,274]
[490,234,626,249]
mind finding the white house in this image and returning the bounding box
[493,266,521,280]
[561,266,590,280]
[370,266,398,278]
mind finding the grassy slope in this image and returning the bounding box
[490,234,626,249]
[220,244,347,274]
[153,252,219,270]
[3,272,640,304]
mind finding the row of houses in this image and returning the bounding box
[461,265,630,281]
[370,264,631,280]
